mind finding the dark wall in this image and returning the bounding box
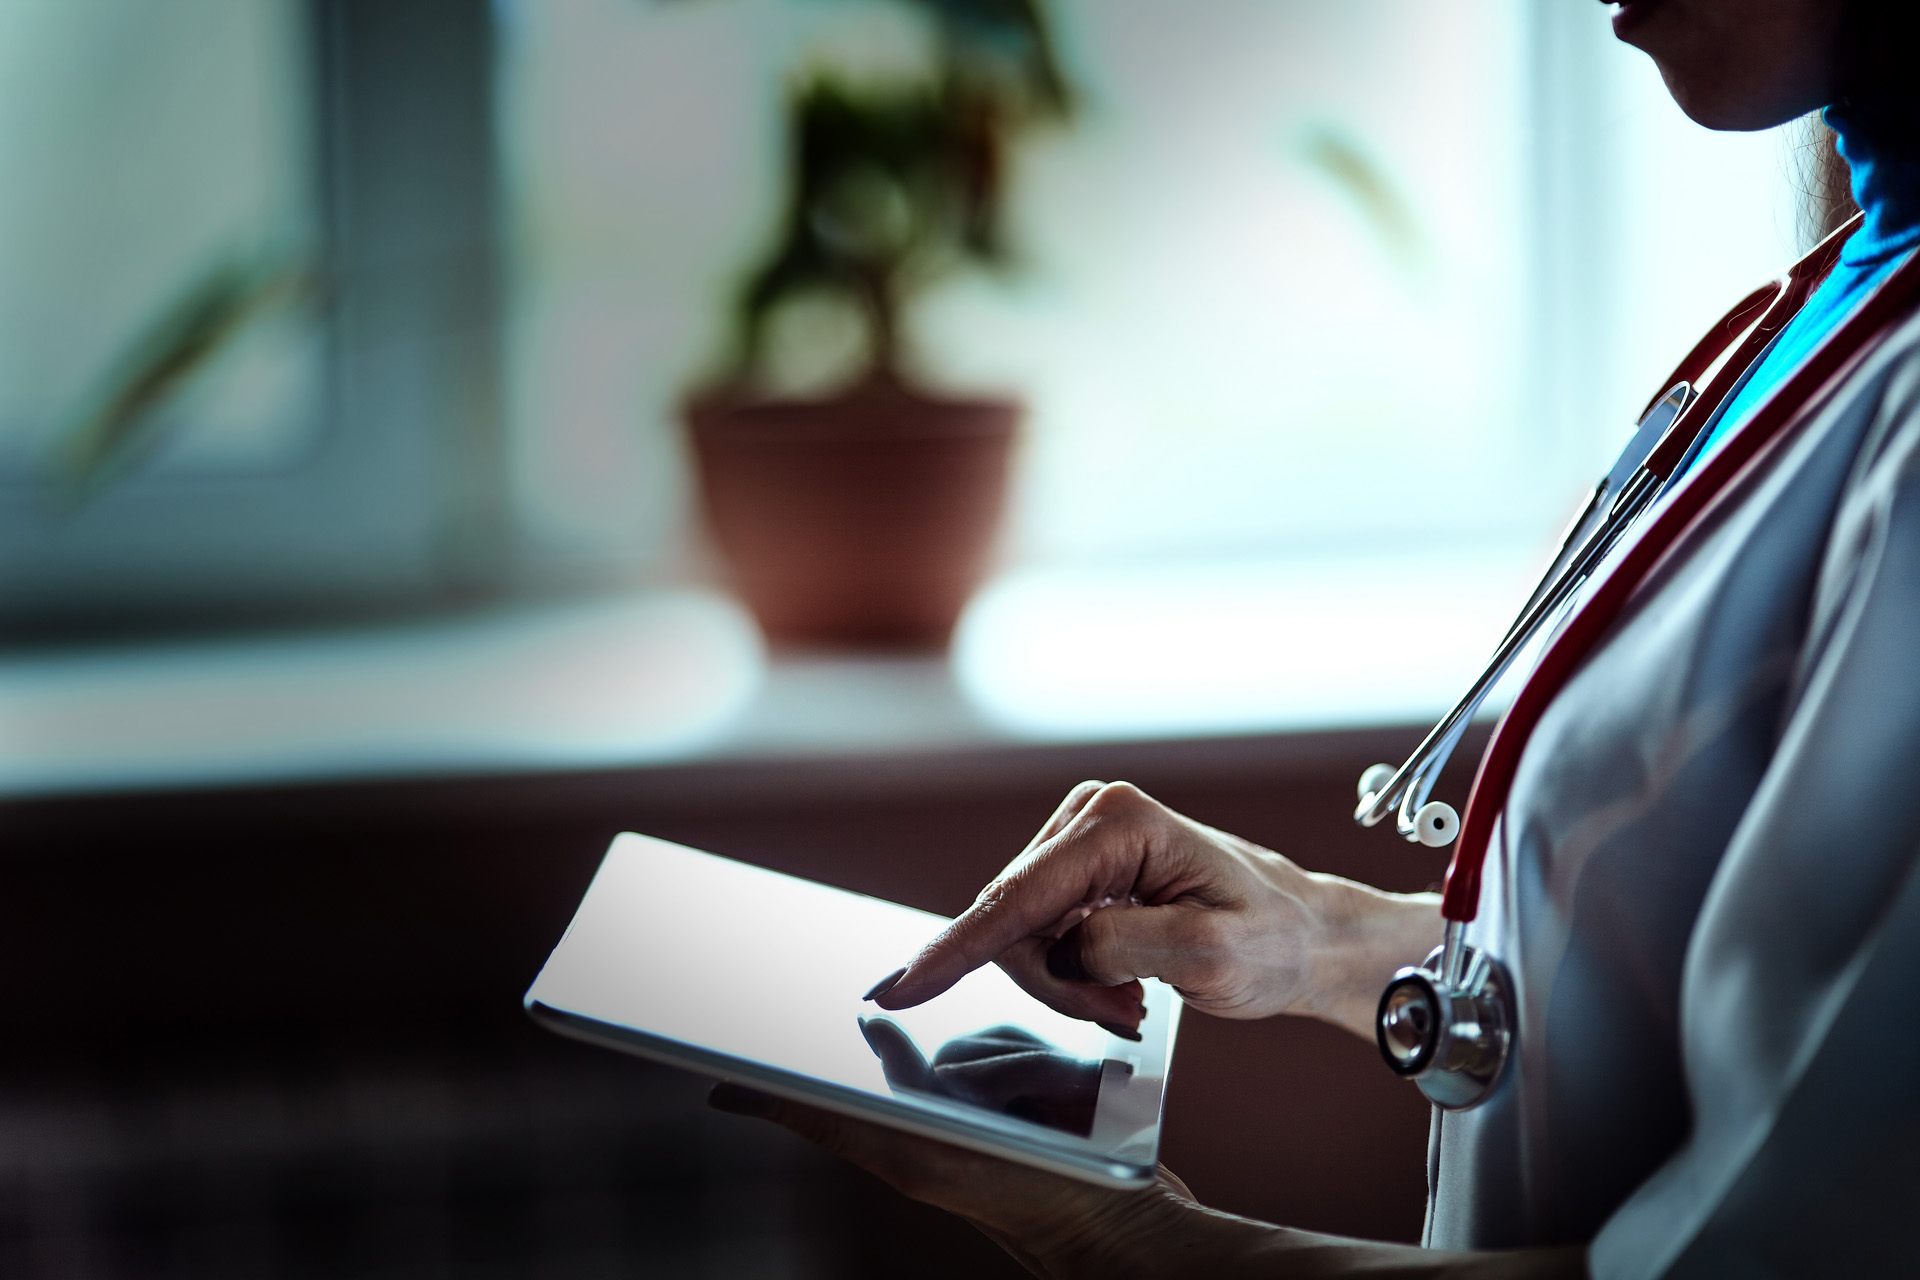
[1,725,1482,1275]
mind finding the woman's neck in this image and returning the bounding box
[1827,105,1920,260]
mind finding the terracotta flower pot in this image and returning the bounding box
[685,381,1018,649]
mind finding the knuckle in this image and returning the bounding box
[787,1106,879,1169]
[1085,780,1146,819]
[968,876,1029,928]
[771,1100,830,1143]
[990,851,1064,904]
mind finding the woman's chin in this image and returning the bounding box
[1661,70,1830,133]
[1609,0,1841,132]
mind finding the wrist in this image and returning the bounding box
[1296,877,1444,1040]
[1024,1186,1271,1280]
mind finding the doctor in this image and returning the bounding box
[713,1,1920,1274]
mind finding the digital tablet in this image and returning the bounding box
[525,833,1182,1188]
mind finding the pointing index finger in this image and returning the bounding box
[873,783,1142,1009]
[873,888,1069,1010]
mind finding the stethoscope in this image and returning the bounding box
[1359,211,1920,1110]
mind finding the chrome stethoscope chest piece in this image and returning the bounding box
[1376,938,1514,1111]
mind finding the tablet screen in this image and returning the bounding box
[526,833,1178,1183]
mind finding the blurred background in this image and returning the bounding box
[1,1,1823,1275]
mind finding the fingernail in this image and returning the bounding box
[863,967,908,1002]
[1097,1020,1143,1043]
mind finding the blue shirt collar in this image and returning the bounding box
[1826,104,1920,265]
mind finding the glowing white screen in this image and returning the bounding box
[527,834,1156,1146]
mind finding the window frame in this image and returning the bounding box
[0,0,508,641]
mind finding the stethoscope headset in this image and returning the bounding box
[1359,211,1920,1110]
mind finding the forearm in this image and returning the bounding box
[1294,876,1444,1041]
[1029,1193,1585,1280]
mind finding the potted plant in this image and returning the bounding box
[683,0,1072,648]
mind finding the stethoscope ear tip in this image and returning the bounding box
[1357,765,1460,846]
[1414,801,1459,848]
[1357,763,1396,804]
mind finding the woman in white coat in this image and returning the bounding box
[715,2,1920,1274]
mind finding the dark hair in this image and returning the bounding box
[1833,0,1920,157]
[1798,116,1857,249]
[1794,2,1920,250]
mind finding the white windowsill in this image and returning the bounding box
[0,546,1545,799]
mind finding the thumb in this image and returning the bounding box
[859,1017,936,1093]
[1065,901,1232,997]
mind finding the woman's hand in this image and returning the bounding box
[870,781,1443,1040]
[710,1084,1587,1279]
[710,1081,1197,1276]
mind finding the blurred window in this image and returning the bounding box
[0,1,1835,786]
[497,0,1809,581]
[0,0,506,638]
[0,1,1815,629]
[0,0,318,478]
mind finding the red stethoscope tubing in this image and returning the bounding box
[1441,217,1920,923]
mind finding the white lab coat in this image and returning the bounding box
[1425,308,1920,1276]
